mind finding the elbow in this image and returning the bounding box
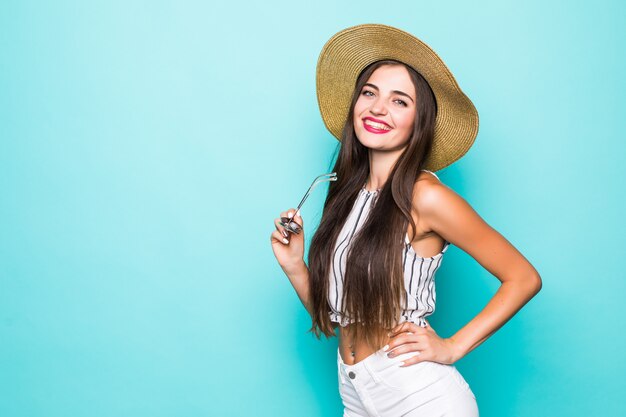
[506,271,542,296]
[520,263,542,295]
[528,273,542,295]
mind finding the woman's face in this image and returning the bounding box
[353,64,417,151]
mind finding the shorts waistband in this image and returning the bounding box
[336,346,409,385]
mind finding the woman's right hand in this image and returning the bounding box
[270,209,305,274]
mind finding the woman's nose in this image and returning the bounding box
[369,98,387,115]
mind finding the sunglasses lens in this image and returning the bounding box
[280,217,302,234]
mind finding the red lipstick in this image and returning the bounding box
[362,117,392,134]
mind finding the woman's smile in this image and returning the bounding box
[363,117,392,134]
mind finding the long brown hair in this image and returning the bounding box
[307,59,439,350]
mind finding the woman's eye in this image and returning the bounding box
[394,99,408,107]
[362,90,374,97]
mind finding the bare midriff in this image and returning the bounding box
[336,322,394,365]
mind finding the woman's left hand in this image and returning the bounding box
[385,321,460,366]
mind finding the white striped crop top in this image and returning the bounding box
[328,170,450,328]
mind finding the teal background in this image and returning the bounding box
[1,1,624,416]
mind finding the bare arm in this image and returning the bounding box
[271,209,314,320]
[282,261,314,319]
[417,179,542,361]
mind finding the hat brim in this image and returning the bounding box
[316,24,479,172]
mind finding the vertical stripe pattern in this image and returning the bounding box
[328,169,450,328]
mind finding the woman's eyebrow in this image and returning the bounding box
[363,83,415,103]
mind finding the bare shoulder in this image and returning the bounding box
[412,171,455,210]
[411,171,466,231]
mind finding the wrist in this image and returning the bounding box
[282,259,308,277]
[448,336,467,362]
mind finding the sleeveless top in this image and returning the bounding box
[328,169,450,328]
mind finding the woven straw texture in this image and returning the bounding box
[316,24,479,172]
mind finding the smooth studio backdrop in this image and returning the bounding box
[1,1,624,416]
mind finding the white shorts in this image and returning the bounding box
[337,347,479,416]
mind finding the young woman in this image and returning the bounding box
[271,24,541,416]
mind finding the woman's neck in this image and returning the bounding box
[366,147,403,190]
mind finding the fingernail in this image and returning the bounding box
[281,230,288,238]
[282,238,289,244]
[398,361,405,367]
[383,344,389,351]
[287,211,293,218]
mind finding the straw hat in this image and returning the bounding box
[316,23,479,172]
